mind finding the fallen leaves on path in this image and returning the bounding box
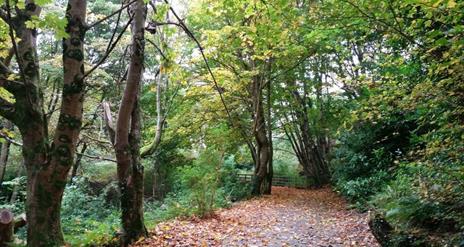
[133,187,379,247]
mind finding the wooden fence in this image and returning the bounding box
[237,173,311,188]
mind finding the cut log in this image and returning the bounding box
[0,209,14,246]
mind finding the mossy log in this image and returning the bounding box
[368,212,393,246]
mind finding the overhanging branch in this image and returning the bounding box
[0,131,116,162]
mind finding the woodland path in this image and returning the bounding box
[133,187,379,247]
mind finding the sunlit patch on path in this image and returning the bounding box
[133,187,379,247]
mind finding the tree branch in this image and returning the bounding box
[0,130,116,162]
[146,39,168,61]
[0,60,13,75]
[102,101,115,145]
[5,0,27,86]
[161,1,257,147]
[84,17,133,79]
[340,0,425,49]
[0,78,24,91]
[85,0,137,30]
[0,97,16,122]
[79,153,116,163]
[162,1,235,129]
[0,130,21,146]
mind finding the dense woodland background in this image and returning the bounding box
[0,0,462,246]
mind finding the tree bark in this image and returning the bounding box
[251,75,272,196]
[25,1,87,244]
[0,121,12,189]
[114,0,147,244]
[264,77,273,195]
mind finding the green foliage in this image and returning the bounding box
[26,13,69,39]
[80,161,116,184]
[175,148,222,217]
[331,119,412,206]
[0,87,15,104]
[274,161,312,188]
[327,0,464,244]
[0,176,26,214]
[371,164,464,245]
[143,150,251,222]
[61,178,120,246]
[220,155,251,202]
[1,0,462,245]
[64,212,120,247]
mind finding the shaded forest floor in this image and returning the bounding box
[133,187,379,247]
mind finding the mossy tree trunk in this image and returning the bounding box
[113,0,147,245]
[0,0,87,245]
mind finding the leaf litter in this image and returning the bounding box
[133,187,379,247]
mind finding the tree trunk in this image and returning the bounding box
[26,1,87,245]
[9,165,23,204]
[140,64,166,158]
[70,142,88,184]
[121,100,146,244]
[152,159,157,198]
[0,121,12,189]
[251,76,272,196]
[263,77,273,195]
[114,0,147,244]
[0,0,87,245]
[24,160,66,246]
[0,209,14,246]
[284,76,330,187]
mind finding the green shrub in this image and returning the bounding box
[371,164,464,245]
[330,119,412,205]
[64,212,120,247]
[146,149,251,220]
[175,148,222,217]
[337,170,390,207]
[220,155,251,202]
[332,117,464,245]
[80,161,116,184]
[0,176,27,214]
[61,178,120,246]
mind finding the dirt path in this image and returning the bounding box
[134,187,379,247]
